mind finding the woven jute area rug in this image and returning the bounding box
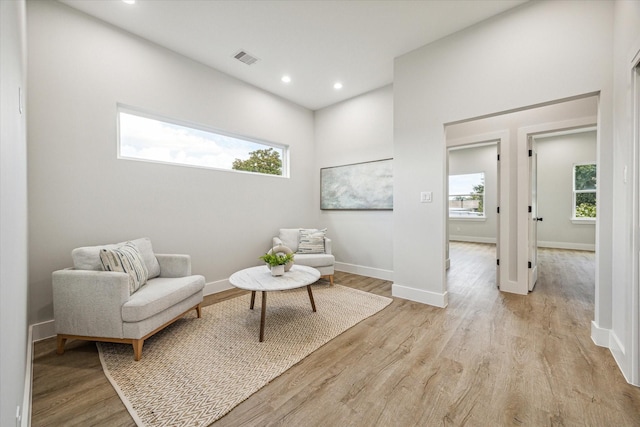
[97,283,392,426]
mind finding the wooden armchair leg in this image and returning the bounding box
[133,339,144,361]
[329,275,334,286]
[195,303,202,318]
[56,335,67,355]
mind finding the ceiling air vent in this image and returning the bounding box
[233,50,259,66]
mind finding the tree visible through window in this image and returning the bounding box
[118,107,287,176]
[573,163,596,219]
[449,172,485,218]
[232,148,282,175]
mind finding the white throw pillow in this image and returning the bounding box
[297,228,327,254]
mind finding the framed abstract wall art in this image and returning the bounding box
[320,159,393,210]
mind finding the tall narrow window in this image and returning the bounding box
[573,163,596,219]
[118,106,288,176]
[448,172,485,218]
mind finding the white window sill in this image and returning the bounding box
[571,218,596,225]
[449,217,487,222]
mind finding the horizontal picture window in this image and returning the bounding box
[117,106,288,177]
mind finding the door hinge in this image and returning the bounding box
[497,259,500,266]
[497,206,500,214]
[497,154,500,161]
[528,206,532,213]
[528,261,532,268]
[528,149,532,157]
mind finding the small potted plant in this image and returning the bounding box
[260,251,295,276]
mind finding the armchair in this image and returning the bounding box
[52,237,205,361]
[272,228,335,285]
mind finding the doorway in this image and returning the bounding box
[446,141,499,288]
[445,95,598,296]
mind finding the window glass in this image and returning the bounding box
[573,163,596,218]
[118,107,287,176]
[449,172,485,218]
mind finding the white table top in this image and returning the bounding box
[229,264,321,292]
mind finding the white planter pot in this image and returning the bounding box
[271,264,285,276]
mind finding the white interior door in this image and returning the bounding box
[528,137,539,291]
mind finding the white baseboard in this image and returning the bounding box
[537,241,595,251]
[391,283,448,308]
[31,320,56,342]
[449,236,496,244]
[609,330,632,383]
[335,262,393,281]
[590,320,610,347]
[499,279,527,295]
[22,324,34,427]
[204,278,233,296]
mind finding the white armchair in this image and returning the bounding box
[52,238,205,361]
[272,228,335,285]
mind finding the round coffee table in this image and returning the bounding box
[229,265,321,342]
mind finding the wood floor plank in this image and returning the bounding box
[31,243,640,426]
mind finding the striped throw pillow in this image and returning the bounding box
[99,242,149,295]
[297,228,327,254]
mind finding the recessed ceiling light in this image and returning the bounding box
[281,75,291,83]
[333,82,343,90]
[122,0,136,4]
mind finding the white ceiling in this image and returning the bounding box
[58,0,527,111]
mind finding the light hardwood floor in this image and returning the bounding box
[31,242,640,426]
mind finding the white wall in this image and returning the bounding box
[448,144,497,243]
[536,131,596,250]
[610,0,640,385]
[393,0,613,312]
[314,85,394,279]
[1,0,29,424]
[27,1,316,325]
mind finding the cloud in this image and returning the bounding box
[119,112,280,170]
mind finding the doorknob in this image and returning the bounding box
[537,217,543,222]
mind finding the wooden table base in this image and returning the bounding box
[249,286,317,342]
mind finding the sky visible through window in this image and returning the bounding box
[118,111,283,172]
[449,172,485,218]
[449,172,483,196]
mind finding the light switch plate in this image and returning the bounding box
[420,191,432,203]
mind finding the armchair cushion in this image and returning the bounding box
[155,254,191,278]
[71,237,161,279]
[122,275,205,322]
[293,253,335,268]
[99,242,149,294]
[278,229,301,252]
